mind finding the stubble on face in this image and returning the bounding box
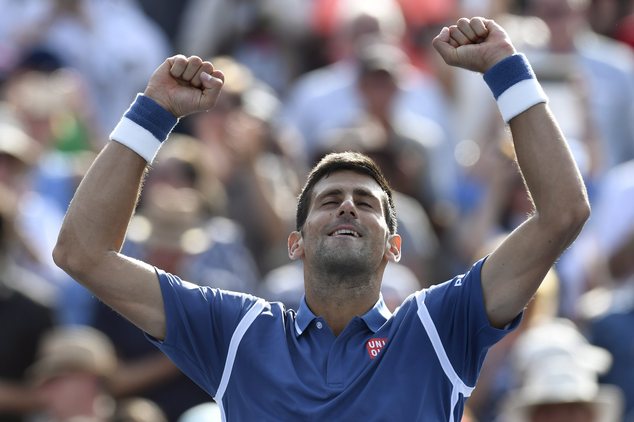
[307,221,382,275]
[301,171,390,291]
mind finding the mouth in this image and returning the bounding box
[328,228,361,238]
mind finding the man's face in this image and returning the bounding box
[530,402,596,422]
[530,0,583,51]
[37,372,104,420]
[359,70,399,120]
[292,170,398,276]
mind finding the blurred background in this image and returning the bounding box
[0,0,633,421]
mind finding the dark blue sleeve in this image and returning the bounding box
[146,268,262,396]
[424,258,522,386]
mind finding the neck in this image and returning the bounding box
[304,270,382,336]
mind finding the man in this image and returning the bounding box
[27,325,169,422]
[501,318,623,422]
[54,17,590,421]
[28,326,118,421]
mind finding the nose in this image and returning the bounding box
[337,198,357,218]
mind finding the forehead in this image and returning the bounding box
[311,170,385,200]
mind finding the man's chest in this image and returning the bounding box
[221,316,454,420]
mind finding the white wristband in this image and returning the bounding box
[483,54,548,123]
[109,94,178,163]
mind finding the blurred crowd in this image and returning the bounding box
[0,0,633,421]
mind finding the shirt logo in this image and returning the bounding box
[454,277,463,287]
[366,338,387,359]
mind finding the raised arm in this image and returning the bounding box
[433,18,590,327]
[53,55,224,339]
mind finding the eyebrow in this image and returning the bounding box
[316,188,381,202]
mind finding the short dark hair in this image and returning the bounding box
[296,152,397,234]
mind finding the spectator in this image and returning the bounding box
[0,183,54,422]
[27,325,119,421]
[187,56,301,275]
[27,325,169,422]
[500,318,624,422]
[281,0,455,169]
[0,69,99,325]
[0,0,170,133]
[580,160,634,421]
[175,0,311,93]
[524,0,634,173]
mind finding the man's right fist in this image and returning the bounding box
[432,17,516,74]
[143,55,225,118]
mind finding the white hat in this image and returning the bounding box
[178,402,222,422]
[501,318,624,422]
[28,326,117,384]
[512,318,612,374]
[501,358,623,422]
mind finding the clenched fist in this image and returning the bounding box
[432,17,516,73]
[143,55,225,118]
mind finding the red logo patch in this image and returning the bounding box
[366,338,387,359]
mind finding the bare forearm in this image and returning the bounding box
[432,18,591,326]
[478,104,590,327]
[108,354,180,397]
[509,103,590,228]
[53,56,224,339]
[0,381,43,412]
[55,142,147,273]
[54,140,167,337]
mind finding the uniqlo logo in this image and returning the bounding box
[366,338,387,359]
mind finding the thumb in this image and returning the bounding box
[199,70,225,109]
[201,69,224,90]
[432,27,458,66]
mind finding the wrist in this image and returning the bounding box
[483,53,548,123]
[142,86,177,118]
[109,94,179,163]
[483,49,515,73]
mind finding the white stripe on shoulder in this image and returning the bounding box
[215,298,266,420]
[415,291,474,404]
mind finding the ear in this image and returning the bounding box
[385,234,402,263]
[288,231,304,260]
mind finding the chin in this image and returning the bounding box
[317,251,375,276]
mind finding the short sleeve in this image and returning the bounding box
[146,268,262,396]
[423,258,522,385]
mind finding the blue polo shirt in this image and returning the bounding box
[148,259,520,421]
